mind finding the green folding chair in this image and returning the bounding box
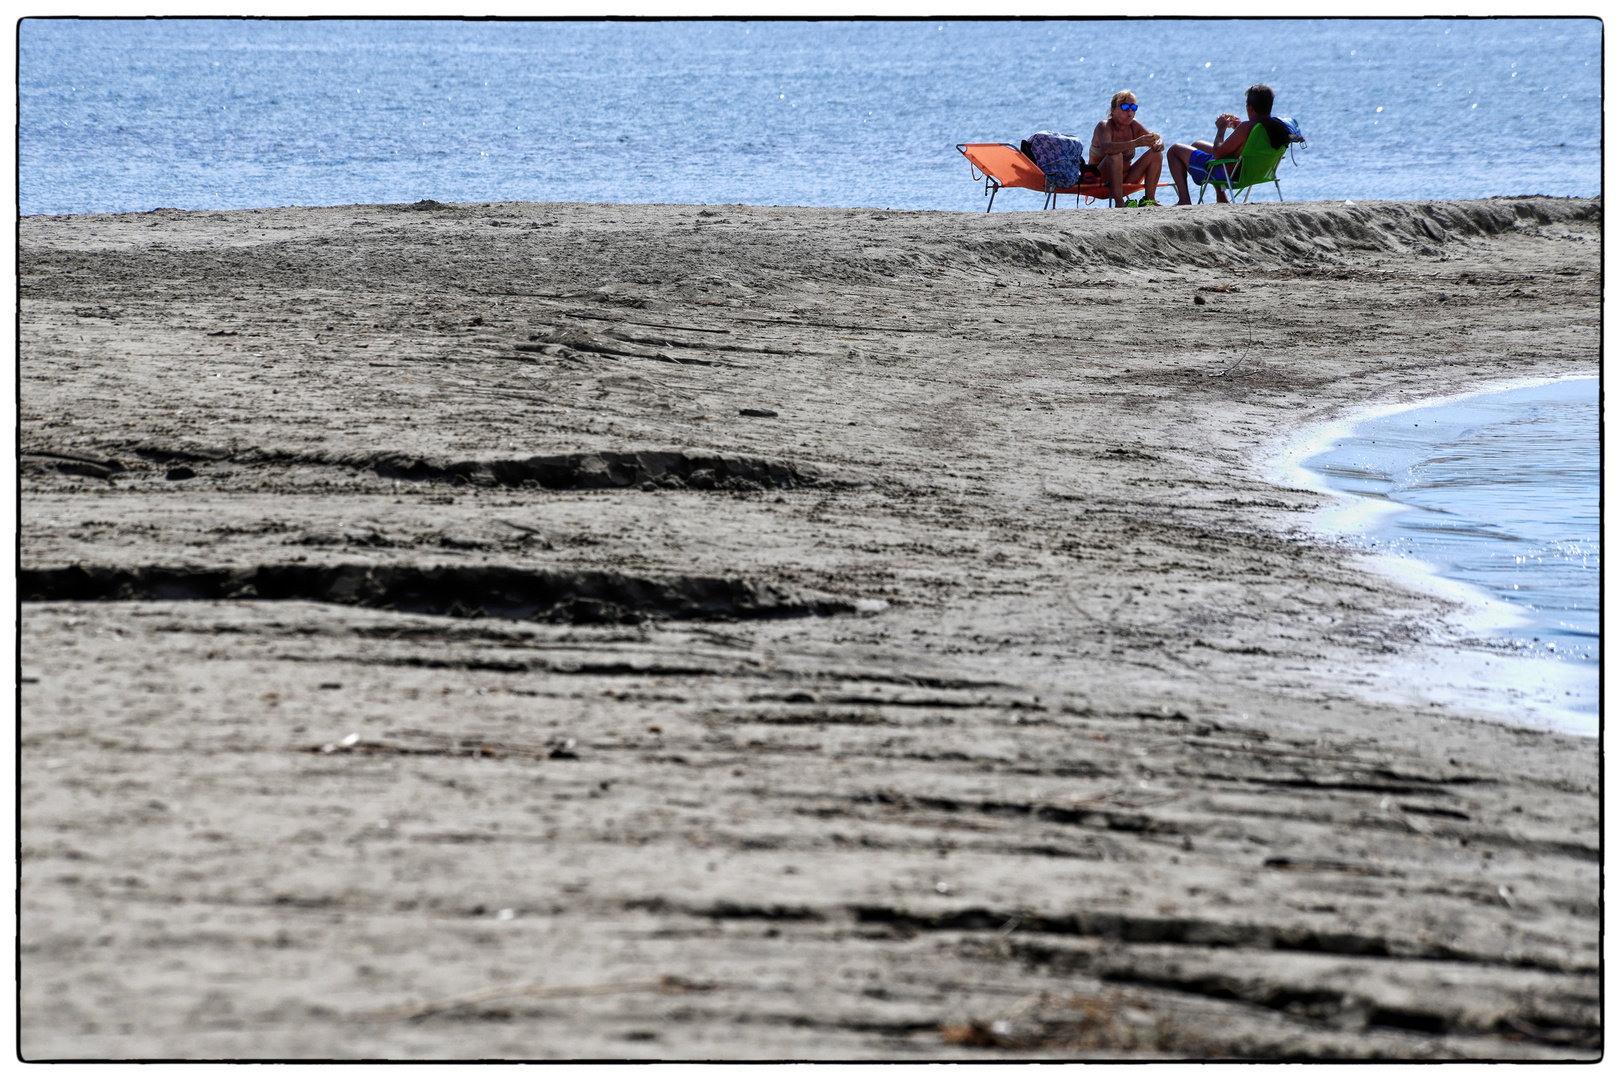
[1198,127,1289,203]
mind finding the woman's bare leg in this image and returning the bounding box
[1126,149,1163,203]
[1100,155,1125,207]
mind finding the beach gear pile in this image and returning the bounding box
[1022,132,1096,190]
[1274,117,1307,165]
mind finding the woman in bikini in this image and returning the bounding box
[1089,90,1164,208]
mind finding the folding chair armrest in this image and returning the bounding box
[1206,155,1243,188]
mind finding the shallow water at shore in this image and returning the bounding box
[1285,378,1598,733]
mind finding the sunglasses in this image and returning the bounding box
[1118,103,1138,111]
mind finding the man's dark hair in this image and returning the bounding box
[1245,84,1274,115]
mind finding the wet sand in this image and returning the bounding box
[18,196,1601,1059]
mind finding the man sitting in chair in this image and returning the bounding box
[1166,83,1291,205]
[1089,90,1164,208]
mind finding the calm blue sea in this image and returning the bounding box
[1297,379,1599,730]
[18,17,1602,216]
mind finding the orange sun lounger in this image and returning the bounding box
[957,142,1164,211]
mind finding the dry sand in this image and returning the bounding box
[17,195,1600,1060]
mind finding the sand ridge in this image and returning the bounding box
[18,196,1600,1059]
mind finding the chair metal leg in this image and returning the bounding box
[1274,181,1284,202]
[986,184,998,213]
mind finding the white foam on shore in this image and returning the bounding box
[1316,610,1596,735]
[1267,374,1589,499]
[1267,375,1599,737]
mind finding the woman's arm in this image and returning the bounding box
[1091,120,1129,155]
[1093,120,1157,155]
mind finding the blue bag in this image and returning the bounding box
[1026,131,1090,189]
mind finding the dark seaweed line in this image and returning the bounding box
[20,564,851,624]
[124,443,825,491]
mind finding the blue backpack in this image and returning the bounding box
[1022,131,1099,189]
[1272,117,1306,146]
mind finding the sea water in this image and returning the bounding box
[18,17,1601,216]
[1280,379,1599,735]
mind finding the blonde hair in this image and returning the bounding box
[1109,89,1137,116]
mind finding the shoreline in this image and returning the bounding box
[1299,545,1595,735]
[1267,374,1598,735]
[1266,372,1598,498]
[19,195,1601,1059]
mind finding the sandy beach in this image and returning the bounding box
[18,196,1600,1059]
